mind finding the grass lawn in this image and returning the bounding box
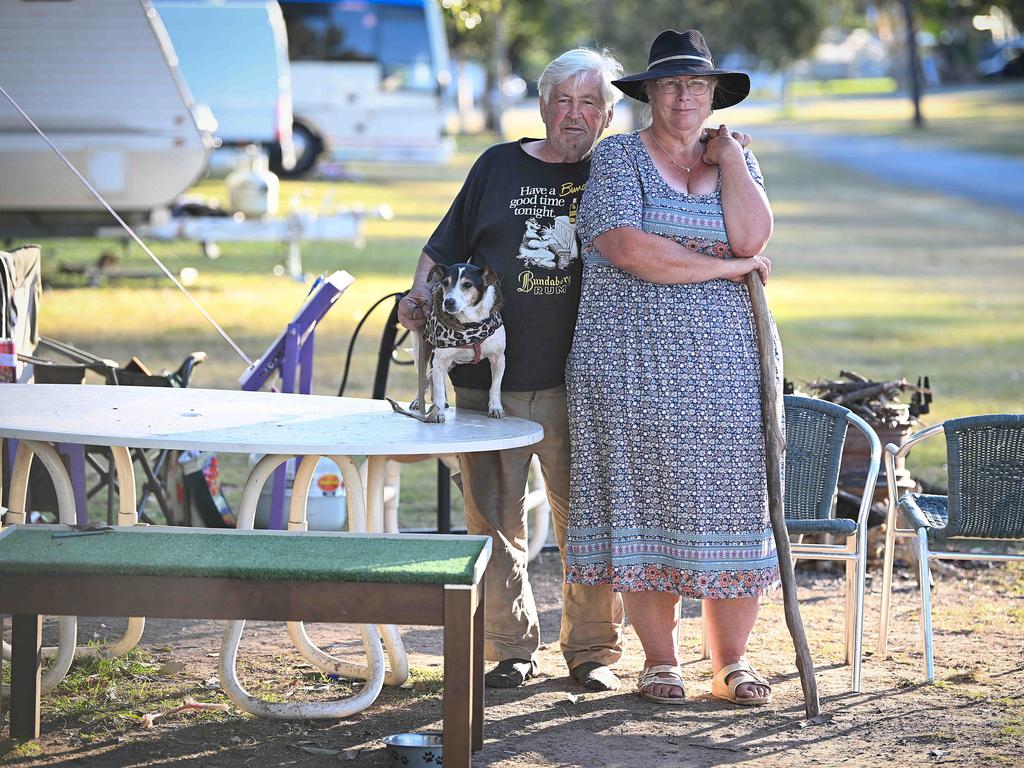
[736,81,1024,156]
[23,85,1024,524]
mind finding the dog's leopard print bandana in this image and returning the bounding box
[424,309,503,352]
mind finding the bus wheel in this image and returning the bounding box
[280,122,322,178]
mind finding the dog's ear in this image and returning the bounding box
[427,264,446,283]
[482,266,500,286]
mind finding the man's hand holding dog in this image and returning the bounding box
[398,290,430,331]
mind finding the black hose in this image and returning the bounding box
[337,291,413,397]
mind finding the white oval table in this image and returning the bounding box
[0,383,543,718]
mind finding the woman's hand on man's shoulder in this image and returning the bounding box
[701,124,750,166]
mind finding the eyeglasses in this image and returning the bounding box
[654,78,712,96]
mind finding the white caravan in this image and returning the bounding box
[0,0,212,236]
[280,0,453,172]
[153,0,297,175]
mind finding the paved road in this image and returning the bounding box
[756,126,1024,215]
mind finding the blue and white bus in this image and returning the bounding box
[280,0,452,172]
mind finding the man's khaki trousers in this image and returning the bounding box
[455,385,624,671]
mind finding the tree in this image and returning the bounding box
[440,0,828,133]
[443,0,827,79]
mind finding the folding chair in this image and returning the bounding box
[877,414,1024,681]
[242,270,354,529]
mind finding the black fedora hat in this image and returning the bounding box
[612,29,750,109]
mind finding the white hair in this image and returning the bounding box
[537,48,624,108]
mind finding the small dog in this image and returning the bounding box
[408,262,506,423]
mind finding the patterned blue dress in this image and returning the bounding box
[564,131,782,599]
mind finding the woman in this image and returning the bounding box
[564,29,781,706]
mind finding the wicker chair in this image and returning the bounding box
[700,395,880,692]
[784,395,880,692]
[877,414,1024,681]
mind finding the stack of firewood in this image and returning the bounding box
[786,370,932,429]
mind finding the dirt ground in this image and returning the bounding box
[3,551,1023,768]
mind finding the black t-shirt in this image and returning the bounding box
[423,139,587,391]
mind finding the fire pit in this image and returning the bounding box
[787,371,933,508]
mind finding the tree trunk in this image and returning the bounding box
[899,0,925,129]
[484,13,509,138]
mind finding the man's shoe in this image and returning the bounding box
[484,658,538,689]
[570,661,621,692]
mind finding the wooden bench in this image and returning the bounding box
[0,524,490,768]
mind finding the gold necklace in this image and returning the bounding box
[648,130,703,173]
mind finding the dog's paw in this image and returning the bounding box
[488,406,505,419]
[424,405,446,424]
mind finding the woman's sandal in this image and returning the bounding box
[637,664,686,705]
[711,660,772,706]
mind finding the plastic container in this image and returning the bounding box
[251,456,347,531]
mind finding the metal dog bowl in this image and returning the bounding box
[382,733,443,766]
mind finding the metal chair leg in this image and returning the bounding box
[844,558,856,665]
[853,534,868,693]
[916,529,935,681]
[877,508,899,657]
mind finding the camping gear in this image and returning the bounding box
[0,245,42,383]
[12,337,207,525]
[180,451,235,528]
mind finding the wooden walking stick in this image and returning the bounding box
[745,271,821,718]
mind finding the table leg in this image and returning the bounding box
[225,453,389,719]
[235,454,290,529]
[5,442,35,526]
[443,585,473,768]
[24,441,144,661]
[358,455,409,686]
[336,455,367,533]
[3,442,78,691]
[284,456,407,687]
[365,455,385,534]
[10,614,42,740]
[288,455,318,531]
[220,617,386,719]
[472,578,485,752]
[63,442,135,527]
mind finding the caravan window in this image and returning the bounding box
[282,1,435,91]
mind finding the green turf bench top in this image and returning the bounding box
[0,527,487,585]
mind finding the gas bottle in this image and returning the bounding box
[226,144,279,218]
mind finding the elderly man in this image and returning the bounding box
[398,48,627,691]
